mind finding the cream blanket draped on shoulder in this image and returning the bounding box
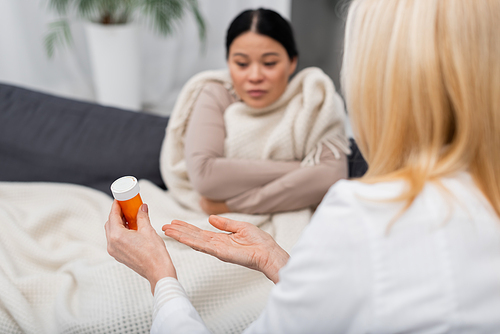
[162,66,350,212]
[0,67,349,334]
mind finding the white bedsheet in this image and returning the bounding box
[0,180,308,334]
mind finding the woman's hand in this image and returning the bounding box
[162,215,289,283]
[105,200,177,294]
[200,197,230,215]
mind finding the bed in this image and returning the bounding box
[0,83,367,334]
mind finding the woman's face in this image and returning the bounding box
[228,31,297,109]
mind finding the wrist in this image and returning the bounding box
[148,258,177,295]
[262,246,289,284]
[149,270,176,295]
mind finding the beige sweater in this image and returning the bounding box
[184,82,348,214]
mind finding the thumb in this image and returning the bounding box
[136,203,151,229]
[208,215,246,233]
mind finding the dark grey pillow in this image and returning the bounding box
[0,83,169,195]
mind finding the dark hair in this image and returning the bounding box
[225,8,299,60]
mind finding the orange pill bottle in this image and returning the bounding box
[110,176,143,230]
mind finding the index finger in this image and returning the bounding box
[162,220,203,239]
[162,220,220,256]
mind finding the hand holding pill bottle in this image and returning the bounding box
[110,176,143,230]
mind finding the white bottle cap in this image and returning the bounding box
[111,176,140,201]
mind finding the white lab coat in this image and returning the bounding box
[152,173,500,333]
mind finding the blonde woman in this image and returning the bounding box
[105,0,500,332]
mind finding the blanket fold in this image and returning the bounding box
[161,67,350,212]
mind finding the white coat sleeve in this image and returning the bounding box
[150,277,211,334]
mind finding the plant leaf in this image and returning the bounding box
[142,0,184,36]
[47,0,71,15]
[186,0,206,42]
[44,20,72,58]
[77,0,99,20]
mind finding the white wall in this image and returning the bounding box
[0,0,291,115]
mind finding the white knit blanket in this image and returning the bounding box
[0,182,152,334]
[161,67,350,212]
[0,68,349,334]
[0,180,311,334]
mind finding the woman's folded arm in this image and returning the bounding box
[226,146,348,214]
[185,82,300,200]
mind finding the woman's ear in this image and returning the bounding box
[289,56,298,76]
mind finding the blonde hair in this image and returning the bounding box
[341,0,500,217]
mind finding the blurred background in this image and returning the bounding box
[0,0,347,116]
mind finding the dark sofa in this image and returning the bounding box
[0,83,367,196]
[0,83,168,196]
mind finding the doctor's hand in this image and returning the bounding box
[162,215,289,283]
[105,200,177,294]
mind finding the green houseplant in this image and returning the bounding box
[43,0,207,110]
[44,0,206,57]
